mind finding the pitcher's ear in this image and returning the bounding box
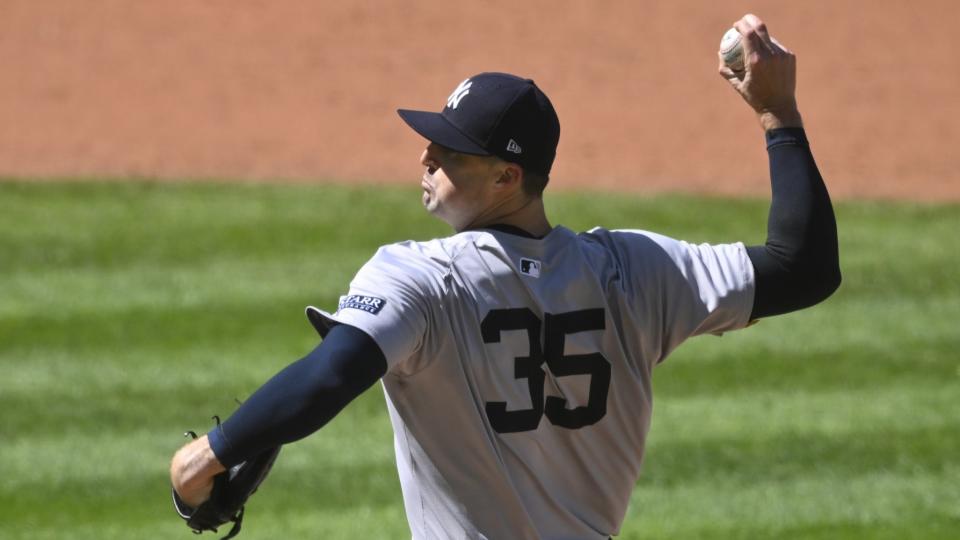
[495,162,523,189]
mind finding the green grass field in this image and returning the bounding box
[1,180,958,539]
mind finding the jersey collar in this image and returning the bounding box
[480,223,547,240]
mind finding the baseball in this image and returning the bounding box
[719,27,744,73]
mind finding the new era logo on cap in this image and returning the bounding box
[397,72,560,176]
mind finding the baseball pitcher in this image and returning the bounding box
[170,14,840,539]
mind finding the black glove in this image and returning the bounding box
[172,425,281,539]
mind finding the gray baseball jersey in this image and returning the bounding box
[307,225,755,539]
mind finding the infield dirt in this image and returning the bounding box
[2,1,957,200]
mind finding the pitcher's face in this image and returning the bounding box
[419,143,506,231]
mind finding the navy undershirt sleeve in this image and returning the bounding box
[746,127,842,319]
[207,323,387,467]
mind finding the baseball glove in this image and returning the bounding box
[172,421,281,539]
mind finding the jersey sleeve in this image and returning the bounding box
[594,228,755,361]
[305,242,436,373]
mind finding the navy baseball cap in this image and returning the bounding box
[398,72,560,176]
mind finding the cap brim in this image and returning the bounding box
[397,109,489,155]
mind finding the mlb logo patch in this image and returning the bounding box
[338,294,387,315]
[519,258,541,278]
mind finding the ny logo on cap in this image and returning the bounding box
[446,79,472,109]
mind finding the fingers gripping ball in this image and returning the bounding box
[172,424,281,539]
[720,27,745,73]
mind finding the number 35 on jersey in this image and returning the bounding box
[481,307,610,434]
